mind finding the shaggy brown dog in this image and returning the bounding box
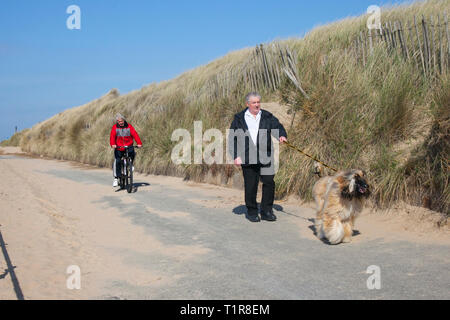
[312,169,370,244]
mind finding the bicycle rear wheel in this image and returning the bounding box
[126,159,133,193]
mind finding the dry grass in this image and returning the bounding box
[2,0,449,215]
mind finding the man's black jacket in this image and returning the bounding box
[228,108,287,166]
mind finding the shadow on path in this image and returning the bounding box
[115,182,151,193]
[0,229,25,300]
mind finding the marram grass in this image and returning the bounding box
[3,0,449,215]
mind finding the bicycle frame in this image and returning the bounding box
[117,145,137,192]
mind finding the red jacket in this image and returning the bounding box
[110,121,142,151]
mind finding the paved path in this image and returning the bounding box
[0,150,449,299]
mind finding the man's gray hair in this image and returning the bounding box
[115,113,125,121]
[245,92,261,103]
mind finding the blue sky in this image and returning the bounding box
[0,0,399,140]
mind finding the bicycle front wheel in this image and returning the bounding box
[126,160,133,193]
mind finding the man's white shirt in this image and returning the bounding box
[244,109,262,145]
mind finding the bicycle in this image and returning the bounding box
[118,145,138,193]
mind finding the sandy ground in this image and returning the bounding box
[0,147,201,299]
[0,146,448,300]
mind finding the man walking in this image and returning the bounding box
[229,92,287,222]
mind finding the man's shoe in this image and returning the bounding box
[113,178,118,187]
[246,214,260,223]
[260,210,277,221]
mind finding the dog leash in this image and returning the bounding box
[283,141,338,173]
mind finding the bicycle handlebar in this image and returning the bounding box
[114,145,142,149]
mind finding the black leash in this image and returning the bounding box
[283,141,338,173]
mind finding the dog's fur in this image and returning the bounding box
[312,168,370,244]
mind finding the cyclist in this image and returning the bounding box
[110,113,142,187]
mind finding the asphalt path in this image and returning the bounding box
[0,151,449,300]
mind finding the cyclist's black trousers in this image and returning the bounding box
[113,147,135,178]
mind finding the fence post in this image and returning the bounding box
[275,60,281,88]
[445,13,449,73]
[251,69,257,92]
[431,16,437,76]
[376,25,382,43]
[384,22,389,50]
[422,15,431,76]
[260,44,271,90]
[360,31,366,66]
[256,45,266,89]
[266,47,277,90]
[400,21,410,60]
[395,21,404,58]
[368,29,374,55]
[364,29,368,58]
[389,21,396,49]
[407,20,419,70]
[438,14,445,75]
[415,16,427,76]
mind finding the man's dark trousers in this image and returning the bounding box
[242,164,275,216]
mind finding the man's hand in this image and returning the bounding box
[234,157,243,166]
[137,144,142,148]
[279,136,287,144]
[111,145,117,149]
